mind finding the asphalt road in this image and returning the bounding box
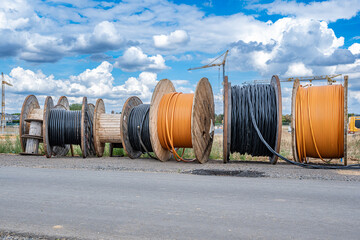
[0,166,359,239]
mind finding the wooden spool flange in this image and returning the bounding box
[223,76,231,163]
[291,76,348,165]
[191,77,215,163]
[223,75,282,164]
[269,75,282,164]
[19,95,70,156]
[19,95,41,155]
[121,96,143,159]
[93,99,123,157]
[291,79,301,163]
[149,79,175,162]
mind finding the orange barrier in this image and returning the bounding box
[295,84,344,162]
[157,92,194,162]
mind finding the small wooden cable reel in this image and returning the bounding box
[43,96,95,158]
[291,76,348,165]
[223,75,282,164]
[19,95,70,156]
[93,99,124,157]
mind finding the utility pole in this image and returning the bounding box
[1,72,13,133]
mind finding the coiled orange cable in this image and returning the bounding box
[157,92,194,162]
[295,84,344,163]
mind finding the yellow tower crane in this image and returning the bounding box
[1,72,13,132]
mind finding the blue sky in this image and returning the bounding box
[1,0,360,114]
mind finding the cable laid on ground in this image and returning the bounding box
[157,92,194,162]
[230,84,278,158]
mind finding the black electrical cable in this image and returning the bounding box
[230,84,277,157]
[48,109,81,146]
[128,104,155,157]
[245,87,360,170]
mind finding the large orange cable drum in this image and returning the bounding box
[149,78,215,163]
[157,93,194,150]
[294,84,344,163]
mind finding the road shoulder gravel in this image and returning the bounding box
[1,154,359,182]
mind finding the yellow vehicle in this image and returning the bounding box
[349,116,360,133]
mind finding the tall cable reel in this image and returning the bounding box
[121,78,215,163]
[93,99,124,157]
[19,95,71,156]
[223,75,282,164]
[291,75,348,165]
[43,96,96,158]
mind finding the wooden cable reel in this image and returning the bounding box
[19,95,71,156]
[43,96,96,158]
[223,75,282,164]
[93,99,123,157]
[120,96,143,159]
[291,76,348,165]
[147,78,215,163]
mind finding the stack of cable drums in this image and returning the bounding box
[223,75,282,164]
[43,96,96,158]
[19,95,71,157]
[121,78,215,163]
[291,76,348,165]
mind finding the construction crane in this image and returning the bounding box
[188,50,229,82]
[1,72,13,132]
[249,74,342,84]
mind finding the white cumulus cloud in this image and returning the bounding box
[349,43,360,55]
[252,0,360,22]
[5,62,160,112]
[153,30,190,50]
[114,47,168,72]
[284,62,313,77]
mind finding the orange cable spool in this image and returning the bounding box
[295,84,344,163]
[157,92,194,162]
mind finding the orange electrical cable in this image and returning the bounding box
[295,84,344,163]
[157,92,194,162]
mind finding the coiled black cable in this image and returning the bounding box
[48,109,81,146]
[231,84,277,157]
[128,104,154,154]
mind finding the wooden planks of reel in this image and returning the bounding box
[93,99,124,157]
[223,75,282,164]
[19,95,71,156]
[43,97,95,158]
[291,75,348,165]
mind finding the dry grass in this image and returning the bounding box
[1,125,359,164]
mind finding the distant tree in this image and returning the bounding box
[282,114,291,124]
[70,103,82,110]
[215,114,224,124]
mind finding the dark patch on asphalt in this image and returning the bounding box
[0,230,76,240]
[190,169,266,177]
